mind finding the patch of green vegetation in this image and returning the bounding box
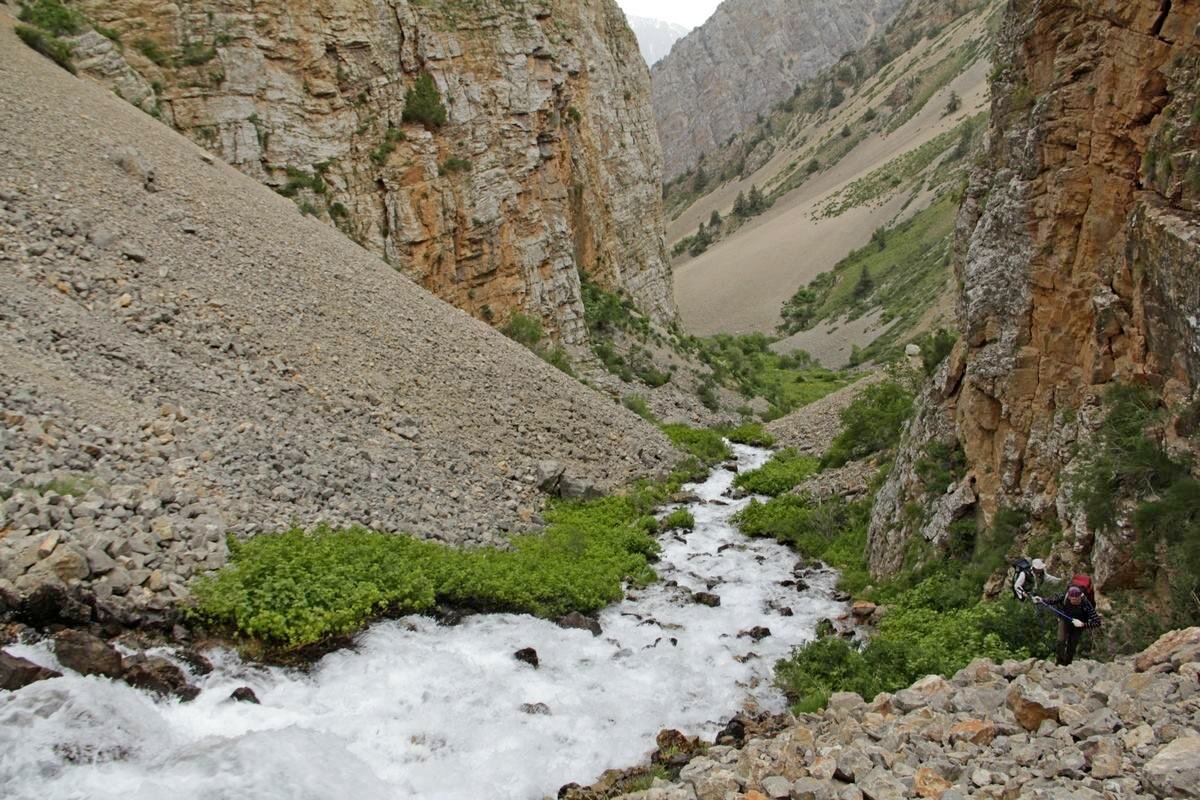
[914,439,967,498]
[439,156,472,176]
[623,394,656,422]
[781,194,959,364]
[734,449,820,496]
[180,41,217,66]
[370,127,406,166]
[402,73,448,130]
[276,166,327,197]
[721,422,775,447]
[500,313,574,377]
[18,0,84,37]
[1069,384,1199,628]
[822,377,916,468]
[660,508,695,531]
[192,495,661,647]
[916,327,957,376]
[94,25,121,45]
[817,116,984,219]
[134,37,172,67]
[688,334,854,420]
[14,24,75,73]
[734,493,873,595]
[661,424,731,466]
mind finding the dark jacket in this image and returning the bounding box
[1046,593,1102,628]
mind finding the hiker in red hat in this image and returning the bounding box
[1035,578,1101,666]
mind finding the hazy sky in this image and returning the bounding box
[616,0,721,29]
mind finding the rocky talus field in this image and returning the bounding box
[587,628,1200,800]
[0,13,679,628]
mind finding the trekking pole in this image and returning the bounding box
[1034,597,1076,625]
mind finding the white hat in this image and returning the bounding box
[1032,558,1046,570]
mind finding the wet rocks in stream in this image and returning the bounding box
[0,649,61,690]
[556,612,602,637]
[514,647,540,668]
[230,686,260,704]
[691,592,721,607]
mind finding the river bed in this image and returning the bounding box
[0,443,845,800]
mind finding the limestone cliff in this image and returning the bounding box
[650,0,906,180]
[869,0,1200,588]
[67,0,675,344]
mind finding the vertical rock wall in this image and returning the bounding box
[868,0,1200,584]
[69,0,676,343]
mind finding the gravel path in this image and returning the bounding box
[0,14,679,625]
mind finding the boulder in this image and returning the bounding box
[1136,627,1200,672]
[1069,708,1121,739]
[858,767,907,800]
[1006,676,1061,731]
[514,647,539,669]
[914,767,953,799]
[893,675,953,712]
[230,686,260,704]
[1145,737,1200,798]
[53,630,124,678]
[520,702,551,715]
[761,775,792,798]
[122,655,200,701]
[850,601,877,620]
[691,591,721,608]
[556,612,602,637]
[948,719,997,746]
[536,461,564,494]
[1,650,61,690]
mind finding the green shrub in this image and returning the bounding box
[918,328,957,376]
[18,0,84,36]
[822,379,915,468]
[660,508,695,531]
[914,440,966,497]
[193,496,661,647]
[439,156,472,176]
[540,346,574,377]
[501,312,543,348]
[661,424,731,466]
[14,24,75,73]
[697,379,720,411]
[402,73,448,130]
[134,37,172,67]
[180,41,217,66]
[734,449,819,496]
[623,394,656,422]
[370,127,406,166]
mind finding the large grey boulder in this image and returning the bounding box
[1145,737,1200,798]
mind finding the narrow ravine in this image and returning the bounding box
[0,444,846,800]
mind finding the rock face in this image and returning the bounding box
[67,0,676,344]
[0,21,679,626]
[868,0,1200,578]
[602,628,1200,800]
[650,0,905,179]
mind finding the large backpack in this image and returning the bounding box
[1010,559,1034,598]
[1069,574,1096,606]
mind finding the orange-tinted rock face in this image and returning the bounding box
[70,0,676,343]
[869,0,1199,581]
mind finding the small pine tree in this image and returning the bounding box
[748,184,765,213]
[944,91,962,116]
[733,191,748,217]
[709,209,723,228]
[828,84,845,108]
[403,73,447,130]
[854,266,874,300]
[693,164,708,194]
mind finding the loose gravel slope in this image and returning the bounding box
[0,13,678,624]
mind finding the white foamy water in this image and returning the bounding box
[0,444,845,800]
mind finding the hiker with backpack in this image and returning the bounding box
[1035,576,1101,666]
[1011,558,1060,601]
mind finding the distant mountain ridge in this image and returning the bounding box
[626,15,690,65]
[652,0,906,179]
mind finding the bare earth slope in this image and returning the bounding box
[0,14,678,624]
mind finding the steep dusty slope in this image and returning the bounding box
[868,0,1200,589]
[669,0,996,364]
[0,14,679,625]
[651,0,906,180]
[58,0,674,344]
